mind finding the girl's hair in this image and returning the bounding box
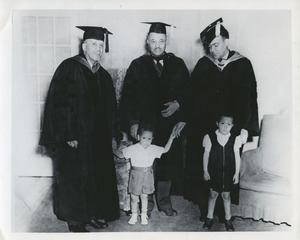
[137,122,155,136]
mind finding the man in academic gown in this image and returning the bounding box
[39,26,120,232]
[184,18,259,222]
[119,22,189,217]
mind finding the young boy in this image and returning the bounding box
[122,123,176,225]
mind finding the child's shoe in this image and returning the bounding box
[203,218,214,230]
[225,219,234,231]
[128,213,138,225]
[141,212,148,225]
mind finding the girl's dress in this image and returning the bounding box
[203,130,241,193]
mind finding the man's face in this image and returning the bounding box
[216,116,234,135]
[147,32,166,57]
[82,39,104,63]
[208,36,228,60]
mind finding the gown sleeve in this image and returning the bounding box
[119,61,140,128]
[39,60,78,147]
[238,59,259,136]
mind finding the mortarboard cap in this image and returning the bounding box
[142,22,175,34]
[76,26,113,52]
[200,18,229,45]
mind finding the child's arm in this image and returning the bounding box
[233,151,241,184]
[202,134,211,181]
[163,132,176,153]
[203,150,210,181]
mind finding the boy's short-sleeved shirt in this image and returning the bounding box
[203,130,242,152]
[122,143,165,167]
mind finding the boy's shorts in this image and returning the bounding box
[128,166,154,195]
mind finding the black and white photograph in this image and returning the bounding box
[0,1,299,240]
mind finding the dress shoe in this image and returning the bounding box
[199,215,206,222]
[160,208,178,216]
[88,219,108,229]
[219,216,234,223]
[95,219,108,228]
[67,222,89,232]
[225,219,234,231]
[203,218,214,230]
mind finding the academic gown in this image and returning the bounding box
[39,54,120,222]
[119,53,189,192]
[184,51,259,205]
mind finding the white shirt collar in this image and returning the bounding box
[215,129,231,138]
[153,59,164,66]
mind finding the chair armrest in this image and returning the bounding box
[240,148,263,178]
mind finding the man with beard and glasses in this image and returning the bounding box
[119,22,189,218]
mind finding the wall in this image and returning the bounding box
[12,10,292,177]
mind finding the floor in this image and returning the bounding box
[13,177,291,233]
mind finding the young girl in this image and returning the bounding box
[202,114,242,231]
[122,123,176,225]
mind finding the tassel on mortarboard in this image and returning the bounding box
[105,31,109,53]
[215,21,221,37]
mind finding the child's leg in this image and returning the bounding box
[207,189,219,219]
[221,192,231,220]
[128,194,139,224]
[140,193,148,225]
[130,194,139,213]
[140,193,148,213]
[221,192,234,231]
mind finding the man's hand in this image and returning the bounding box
[67,140,78,148]
[172,122,186,137]
[233,173,239,184]
[203,171,210,181]
[240,128,248,144]
[161,101,179,118]
[130,124,139,140]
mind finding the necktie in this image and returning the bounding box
[92,61,100,73]
[155,60,163,77]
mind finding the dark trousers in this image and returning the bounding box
[148,180,173,211]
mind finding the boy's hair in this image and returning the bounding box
[137,122,155,137]
[217,112,235,124]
